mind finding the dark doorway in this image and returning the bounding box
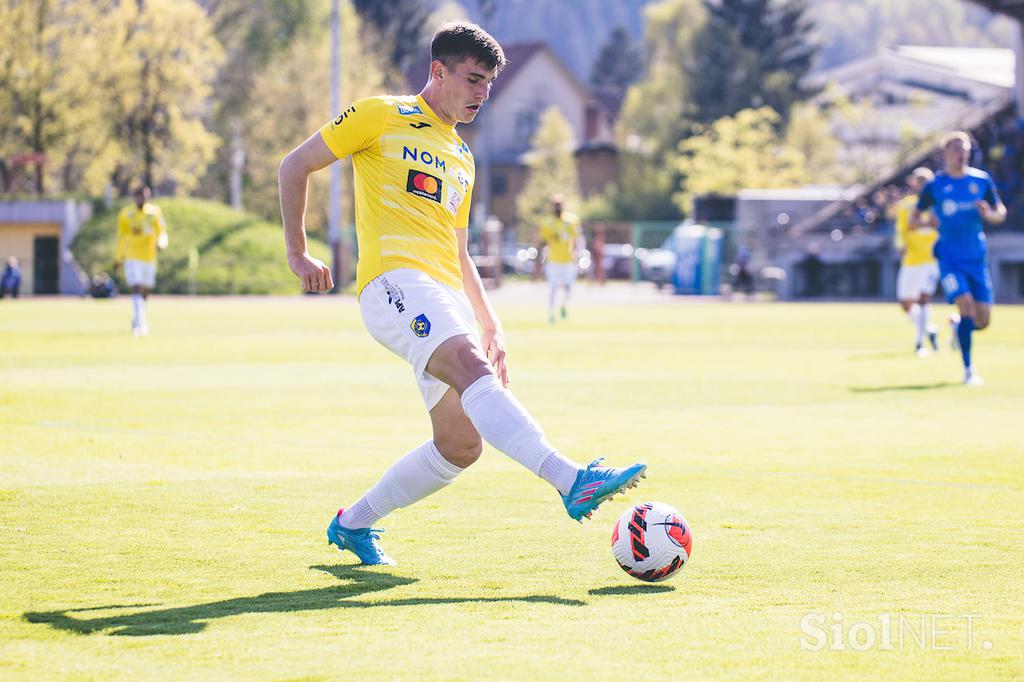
[33,236,59,294]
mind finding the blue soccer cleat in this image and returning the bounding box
[326,509,396,566]
[562,458,647,522]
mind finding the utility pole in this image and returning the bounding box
[476,0,498,226]
[329,0,343,290]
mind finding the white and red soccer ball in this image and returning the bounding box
[611,502,692,582]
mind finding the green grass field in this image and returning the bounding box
[1,289,1022,680]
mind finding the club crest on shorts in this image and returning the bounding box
[411,314,431,337]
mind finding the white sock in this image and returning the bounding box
[906,304,922,344]
[922,303,936,333]
[548,283,557,318]
[339,440,463,529]
[460,374,581,494]
[917,302,930,342]
[131,294,144,327]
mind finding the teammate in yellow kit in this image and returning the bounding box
[113,185,167,336]
[894,168,939,355]
[278,22,646,566]
[536,194,582,323]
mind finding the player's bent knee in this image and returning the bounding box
[438,438,483,468]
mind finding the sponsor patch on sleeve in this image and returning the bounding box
[446,187,464,216]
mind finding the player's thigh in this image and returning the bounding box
[429,388,482,467]
[954,292,976,318]
[425,334,491,393]
[974,302,992,329]
[967,264,994,307]
[360,268,482,398]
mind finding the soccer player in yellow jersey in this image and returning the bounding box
[894,167,939,356]
[278,22,645,565]
[537,194,582,322]
[113,185,167,336]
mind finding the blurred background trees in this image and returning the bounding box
[0,0,1015,229]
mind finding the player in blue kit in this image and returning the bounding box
[912,132,1005,385]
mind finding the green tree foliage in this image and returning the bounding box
[675,107,807,213]
[0,1,224,198]
[196,0,319,206]
[590,26,645,104]
[0,0,116,195]
[689,0,818,125]
[72,197,329,294]
[515,107,580,240]
[784,101,842,184]
[609,0,706,219]
[240,1,386,234]
[353,0,429,74]
[105,0,223,195]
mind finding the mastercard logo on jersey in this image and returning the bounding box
[406,169,443,203]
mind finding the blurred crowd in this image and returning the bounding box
[833,111,1024,234]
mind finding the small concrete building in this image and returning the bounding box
[0,201,91,295]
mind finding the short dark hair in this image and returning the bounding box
[431,22,507,73]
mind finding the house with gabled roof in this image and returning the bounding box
[406,41,619,232]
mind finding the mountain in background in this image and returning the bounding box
[424,0,1015,83]
[426,0,650,83]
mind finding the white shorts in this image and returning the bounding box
[897,262,939,300]
[123,259,157,288]
[360,268,479,410]
[545,262,577,287]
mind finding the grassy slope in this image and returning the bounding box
[72,198,330,295]
[0,293,1021,680]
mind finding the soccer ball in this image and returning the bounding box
[611,502,692,582]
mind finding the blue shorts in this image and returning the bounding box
[938,257,993,304]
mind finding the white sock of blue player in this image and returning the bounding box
[461,374,581,495]
[339,440,463,529]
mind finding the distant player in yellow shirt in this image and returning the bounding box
[113,185,167,336]
[536,194,582,323]
[278,22,646,566]
[894,168,939,355]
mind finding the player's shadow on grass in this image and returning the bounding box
[588,585,674,596]
[848,382,957,393]
[24,564,584,637]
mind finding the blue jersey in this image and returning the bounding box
[916,168,999,262]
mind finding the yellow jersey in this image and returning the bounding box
[115,203,167,264]
[319,94,474,295]
[894,194,937,266]
[539,211,581,265]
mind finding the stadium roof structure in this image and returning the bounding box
[966,0,1024,23]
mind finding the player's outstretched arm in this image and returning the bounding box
[977,199,1007,225]
[279,133,338,292]
[457,228,509,387]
